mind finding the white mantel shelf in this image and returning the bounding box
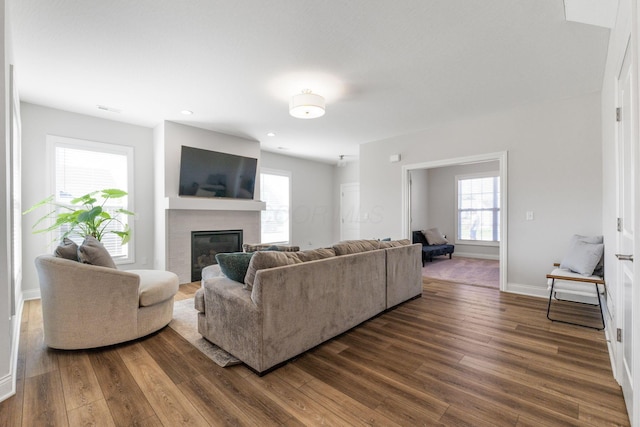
[164,197,266,211]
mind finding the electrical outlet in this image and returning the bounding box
[526,211,534,221]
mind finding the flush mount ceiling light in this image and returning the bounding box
[289,89,325,119]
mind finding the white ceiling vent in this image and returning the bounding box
[97,105,122,113]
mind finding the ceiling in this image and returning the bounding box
[9,0,612,165]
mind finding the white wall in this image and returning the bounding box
[261,151,335,249]
[409,168,429,231]
[423,161,500,259]
[20,103,155,294]
[360,92,603,293]
[160,121,262,199]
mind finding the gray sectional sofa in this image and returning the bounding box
[194,239,422,374]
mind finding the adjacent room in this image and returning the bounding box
[0,1,637,426]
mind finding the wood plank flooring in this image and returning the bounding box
[0,279,629,426]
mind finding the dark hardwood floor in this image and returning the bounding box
[0,279,629,426]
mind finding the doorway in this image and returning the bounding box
[402,151,508,291]
[340,183,360,241]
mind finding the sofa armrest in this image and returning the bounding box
[199,277,262,368]
[385,243,422,308]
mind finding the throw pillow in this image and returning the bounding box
[244,251,303,290]
[379,239,411,248]
[560,239,604,276]
[54,237,78,261]
[214,252,254,283]
[77,236,117,269]
[423,228,448,245]
[296,247,336,262]
[565,234,604,276]
[332,240,380,256]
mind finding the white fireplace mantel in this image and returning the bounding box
[164,196,266,211]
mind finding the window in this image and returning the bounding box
[49,135,134,263]
[260,169,291,244]
[456,172,500,244]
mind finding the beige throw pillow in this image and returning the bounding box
[54,237,79,261]
[244,251,303,290]
[332,240,380,256]
[77,236,117,269]
[422,228,448,245]
[296,247,336,262]
[378,239,411,248]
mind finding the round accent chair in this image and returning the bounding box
[34,255,179,350]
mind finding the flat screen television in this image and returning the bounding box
[178,146,257,199]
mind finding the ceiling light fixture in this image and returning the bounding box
[181,110,193,115]
[267,132,276,137]
[289,89,325,119]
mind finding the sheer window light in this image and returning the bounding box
[260,169,291,244]
[49,135,134,262]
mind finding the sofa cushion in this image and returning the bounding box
[332,240,380,255]
[422,228,448,245]
[54,238,78,261]
[77,236,117,269]
[244,251,303,290]
[296,247,336,262]
[379,239,411,248]
[215,252,254,283]
[202,264,225,281]
[135,270,180,307]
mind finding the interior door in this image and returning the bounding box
[340,183,360,241]
[616,41,635,422]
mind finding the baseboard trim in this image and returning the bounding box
[22,288,40,301]
[506,282,548,298]
[453,252,500,261]
[0,293,25,403]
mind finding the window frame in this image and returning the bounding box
[454,171,500,247]
[260,168,292,245]
[47,135,135,264]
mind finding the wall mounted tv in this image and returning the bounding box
[178,146,257,199]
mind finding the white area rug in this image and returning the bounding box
[169,298,241,367]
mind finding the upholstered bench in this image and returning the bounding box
[412,231,455,265]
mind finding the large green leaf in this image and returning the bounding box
[77,206,103,223]
[102,189,128,198]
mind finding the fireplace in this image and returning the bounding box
[191,229,243,282]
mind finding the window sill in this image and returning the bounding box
[454,240,499,247]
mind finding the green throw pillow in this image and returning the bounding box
[215,252,254,283]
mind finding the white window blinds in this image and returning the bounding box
[52,137,133,260]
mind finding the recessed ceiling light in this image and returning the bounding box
[181,110,193,115]
[267,132,276,137]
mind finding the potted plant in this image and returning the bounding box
[23,188,134,244]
